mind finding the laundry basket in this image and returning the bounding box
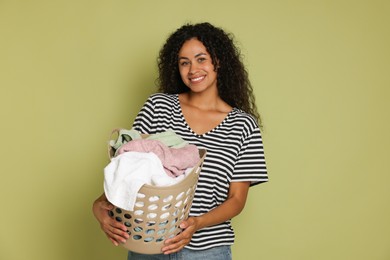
[106,130,206,254]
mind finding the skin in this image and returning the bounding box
[177,38,231,134]
[92,193,129,246]
[92,37,251,254]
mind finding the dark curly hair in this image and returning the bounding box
[157,22,262,126]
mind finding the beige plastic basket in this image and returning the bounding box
[107,130,206,254]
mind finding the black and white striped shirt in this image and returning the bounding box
[132,93,268,250]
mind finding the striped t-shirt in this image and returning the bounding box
[132,93,268,250]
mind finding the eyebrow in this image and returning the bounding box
[178,52,208,60]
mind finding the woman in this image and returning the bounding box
[93,22,268,259]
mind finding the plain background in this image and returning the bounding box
[1,1,389,259]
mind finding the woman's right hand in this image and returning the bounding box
[92,194,129,246]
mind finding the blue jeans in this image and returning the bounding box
[127,245,232,260]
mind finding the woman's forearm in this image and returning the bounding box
[194,181,250,230]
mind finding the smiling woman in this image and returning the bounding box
[178,39,218,93]
[92,22,268,260]
[177,38,228,135]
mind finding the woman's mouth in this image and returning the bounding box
[190,75,205,83]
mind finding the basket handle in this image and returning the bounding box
[107,128,123,159]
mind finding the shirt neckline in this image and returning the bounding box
[175,94,236,138]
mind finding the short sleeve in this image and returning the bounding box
[132,95,155,134]
[232,127,268,186]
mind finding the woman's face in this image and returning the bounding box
[178,38,218,94]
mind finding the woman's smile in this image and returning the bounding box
[190,75,206,83]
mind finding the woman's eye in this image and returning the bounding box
[180,61,189,66]
[198,58,206,63]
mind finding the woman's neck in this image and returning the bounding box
[181,91,231,113]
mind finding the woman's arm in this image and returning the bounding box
[92,193,129,246]
[162,181,251,254]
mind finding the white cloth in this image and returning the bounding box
[104,151,187,211]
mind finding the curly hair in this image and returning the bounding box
[157,22,262,126]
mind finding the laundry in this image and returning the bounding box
[144,129,189,148]
[110,129,189,157]
[104,129,200,211]
[109,129,142,151]
[116,139,200,177]
[104,151,190,211]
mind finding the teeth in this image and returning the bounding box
[190,76,204,82]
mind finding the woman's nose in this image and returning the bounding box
[189,62,199,74]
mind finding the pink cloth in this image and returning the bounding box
[117,139,199,177]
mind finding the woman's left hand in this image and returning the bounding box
[161,217,198,254]
[161,182,250,255]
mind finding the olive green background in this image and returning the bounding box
[1,1,389,259]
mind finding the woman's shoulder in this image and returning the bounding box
[148,92,177,102]
[143,93,178,108]
[230,108,259,130]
